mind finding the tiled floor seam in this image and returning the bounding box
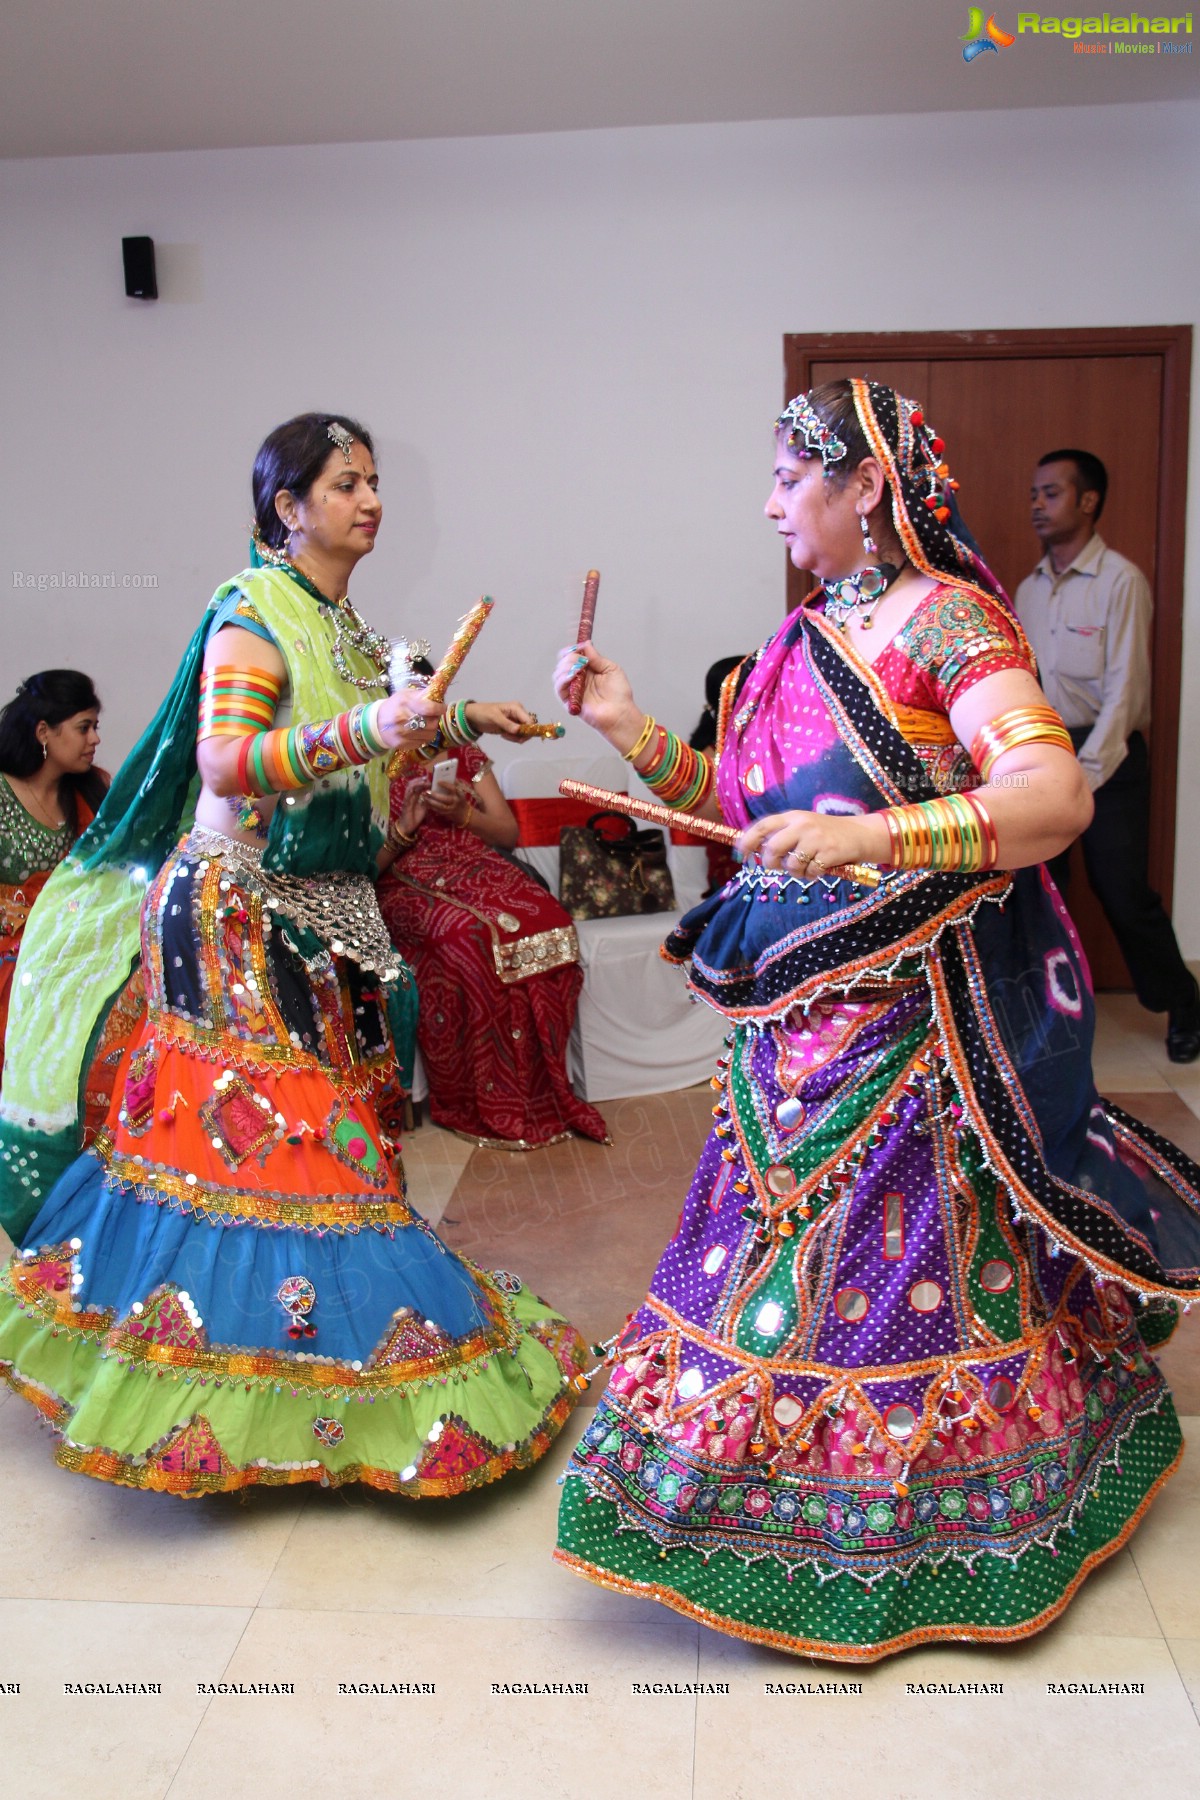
[164,1517,308,1798]
[688,1629,700,1800]
[154,1494,316,1794]
[1163,1639,1200,1729]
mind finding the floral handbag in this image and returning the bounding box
[558,811,676,920]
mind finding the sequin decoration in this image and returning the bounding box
[987,1378,1017,1413]
[322,1098,389,1190]
[119,1042,158,1138]
[277,1275,317,1339]
[908,1279,944,1313]
[980,1258,1015,1293]
[834,1287,870,1323]
[883,1402,918,1440]
[883,1191,905,1260]
[198,1072,284,1170]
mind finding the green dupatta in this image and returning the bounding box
[0,565,414,1239]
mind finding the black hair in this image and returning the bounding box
[0,669,107,832]
[252,413,376,550]
[1038,448,1108,522]
[689,656,747,752]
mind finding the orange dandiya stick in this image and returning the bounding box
[567,569,600,715]
[512,721,566,740]
[386,597,494,780]
[557,778,881,886]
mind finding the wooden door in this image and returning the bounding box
[784,330,1192,991]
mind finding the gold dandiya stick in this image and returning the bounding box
[386,597,494,779]
[567,569,600,715]
[513,721,566,740]
[558,779,882,887]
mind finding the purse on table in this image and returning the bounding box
[558,810,676,920]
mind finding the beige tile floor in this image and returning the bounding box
[2,995,1199,1799]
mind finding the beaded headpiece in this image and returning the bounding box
[775,393,847,472]
[327,421,354,460]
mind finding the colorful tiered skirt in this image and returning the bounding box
[556,985,1182,1658]
[0,829,586,1495]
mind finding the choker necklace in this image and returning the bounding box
[821,562,903,631]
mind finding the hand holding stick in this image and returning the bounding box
[567,570,600,715]
[513,721,566,741]
[386,597,494,780]
[557,779,881,887]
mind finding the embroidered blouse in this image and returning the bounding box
[0,775,72,886]
[850,585,1032,794]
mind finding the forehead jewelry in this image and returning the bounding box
[776,393,847,473]
[327,421,354,461]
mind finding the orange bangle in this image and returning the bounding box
[970,706,1074,781]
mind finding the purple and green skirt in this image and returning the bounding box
[555,985,1182,1659]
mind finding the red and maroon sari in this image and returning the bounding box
[377,746,607,1149]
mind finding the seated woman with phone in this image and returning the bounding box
[377,662,608,1150]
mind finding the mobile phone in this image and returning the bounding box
[430,760,458,798]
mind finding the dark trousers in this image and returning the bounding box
[1048,730,1196,1014]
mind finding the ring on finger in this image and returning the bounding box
[787,847,814,870]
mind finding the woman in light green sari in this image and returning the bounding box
[0,413,589,1498]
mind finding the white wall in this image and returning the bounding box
[3,101,1200,943]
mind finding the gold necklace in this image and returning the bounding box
[10,773,65,831]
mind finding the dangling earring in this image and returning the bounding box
[41,741,48,762]
[823,511,902,631]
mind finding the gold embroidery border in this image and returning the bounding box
[97,1138,411,1233]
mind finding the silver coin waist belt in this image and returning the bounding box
[186,824,406,985]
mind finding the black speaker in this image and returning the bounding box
[122,236,157,300]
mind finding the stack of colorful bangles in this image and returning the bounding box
[198,666,486,798]
[433,699,481,751]
[877,702,1074,872]
[623,716,715,812]
[969,704,1075,781]
[879,791,999,872]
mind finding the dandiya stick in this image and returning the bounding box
[566,569,600,715]
[558,779,882,887]
[386,597,494,780]
[512,721,566,740]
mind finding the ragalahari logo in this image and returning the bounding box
[962,9,1018,57]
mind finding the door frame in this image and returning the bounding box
[783,326,1193,910]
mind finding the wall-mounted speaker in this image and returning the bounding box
[122,236,157,300]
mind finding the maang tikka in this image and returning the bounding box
[327,421,354,461]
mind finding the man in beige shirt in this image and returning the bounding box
[1016,449,1200,1061]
